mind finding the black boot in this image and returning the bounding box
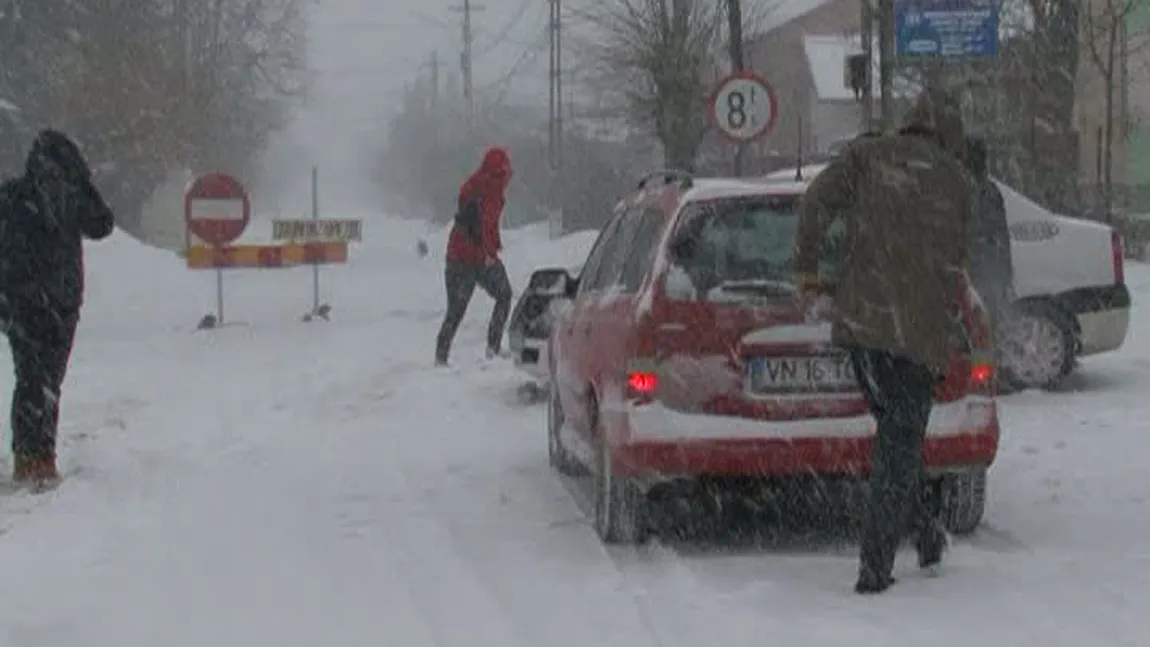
[916,521,948,570]
[855,569,897,595]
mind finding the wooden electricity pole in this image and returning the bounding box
[726,0,746,176]
[547,0,564,237]
[450,0,484,129]
[860,0,873,130]
[877,0,896,131]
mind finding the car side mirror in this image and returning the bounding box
[527,267,576,298]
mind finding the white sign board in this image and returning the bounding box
[710,73,778,143]
[272,219,363,242]
[188,198,247,221]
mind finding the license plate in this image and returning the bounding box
[748,355,858,394]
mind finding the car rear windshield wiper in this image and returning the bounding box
[715,279,797,298]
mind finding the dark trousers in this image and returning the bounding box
[435,260,512,363]
[849,348,943,579]
[6,304,79,460]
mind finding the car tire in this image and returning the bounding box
[547,385,583,476]
[939,467,987,536]
[590,398,648,545]
[998,304,1075,391]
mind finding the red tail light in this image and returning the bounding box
[627,372,658,399]
[970,361,994,393]
[935,276,996,400]
[1112,229,1125,284]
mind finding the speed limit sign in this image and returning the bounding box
[709,71,778,143]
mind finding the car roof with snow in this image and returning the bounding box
[673,175,811,204]
[766,161,1112,233]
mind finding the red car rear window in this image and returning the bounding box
[666,194,845,300]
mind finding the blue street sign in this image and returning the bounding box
[895,0,999,58]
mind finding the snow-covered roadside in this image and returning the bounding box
[0,219,1147,646]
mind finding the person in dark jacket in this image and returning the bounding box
[794,90,972,594]
[964,135,1014,328]
[0,129,115,487]
[434,147,514,366]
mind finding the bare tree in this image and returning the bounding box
[0,0,308,236]
[578,0,724,171]
[1022,0,1082,211]
[1082,0,1148,219]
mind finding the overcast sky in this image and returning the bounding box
[263,0,573,211]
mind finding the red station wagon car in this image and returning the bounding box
[535,170,1001,545]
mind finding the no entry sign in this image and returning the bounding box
[185,172,250,246]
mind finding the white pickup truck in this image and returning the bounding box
[765,163,1130,391]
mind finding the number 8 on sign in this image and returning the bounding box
[710,71,778,143]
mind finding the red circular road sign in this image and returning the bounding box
[185,172,251,246]
[709,70,779,143]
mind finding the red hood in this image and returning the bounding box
[479,147,511,188]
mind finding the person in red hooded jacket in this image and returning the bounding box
[434,147,514,366]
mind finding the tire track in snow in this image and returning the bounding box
[404,460,668,647]
[315,488,446,647]
[354,466,532,647]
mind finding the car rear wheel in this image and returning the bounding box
[998,304,1075,391]
[547,386,583,476]
[939,467,987,536]
[590,399,649,545]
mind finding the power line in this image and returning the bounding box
[482,26,550,95]
[472,0,535,59]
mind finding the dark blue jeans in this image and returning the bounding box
[849,348,943,580]
[435,260,512,364]
[6,302,79,460]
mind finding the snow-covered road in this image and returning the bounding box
[0,217,1146,646]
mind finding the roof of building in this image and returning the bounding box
[756,0,841,32]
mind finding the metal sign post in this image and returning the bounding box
[271,169,363,322]
[310,165,322,319]
[184,172,251,330]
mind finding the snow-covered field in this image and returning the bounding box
[0,216,1147,646]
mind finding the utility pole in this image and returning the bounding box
[726,0,746,176]
[555,0,563,168]
[463,0,473,123]
[429,49,439,111]
[450,1,484,128]
[548,0,564,169]
[877,0,895,131]
[547,0,564,237]
[860,0,873,130]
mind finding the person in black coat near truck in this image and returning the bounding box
[0,129,115,488]
[964,135,1014,328]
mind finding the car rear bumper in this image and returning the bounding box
[1076,306,1129,355]
[1057,283,1130,356]
[613,396,999,479]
